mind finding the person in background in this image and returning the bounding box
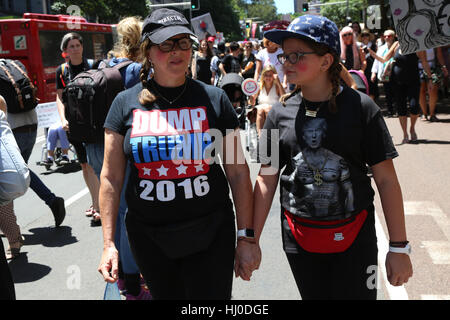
[340,26,366,73]
[211,42,226,86]
[191,39,213,85]
[418,46,448,122]
[240,41,256,80]
[250,65,285,136]
[55,32,100,222]
[360,29,378,100]
[44,123,71,167]
[0,96,25,261]
[352,21,362,40]
[98,8,260,299]
[219,41,242,76]
[371,29,396,117]
[254,37,285,87]
[369,38,432,143]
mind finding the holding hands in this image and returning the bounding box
[234,239,261,281]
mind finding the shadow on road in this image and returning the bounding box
[8,254,51,284]
[39,162,82,176]
[23,226,78,248]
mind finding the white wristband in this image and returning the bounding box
[389,244,411,255]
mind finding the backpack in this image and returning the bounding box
[62,59,133,143]
[0,59,38,114]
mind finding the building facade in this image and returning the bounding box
[0,0,54,17]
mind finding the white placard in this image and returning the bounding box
[191,13,217,41]
[242,78,259,96]
[35,102,61,128]
[390,0,450,54]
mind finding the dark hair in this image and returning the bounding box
[60,32,83,51]
[281,39,342,113]
[229,41,240,51]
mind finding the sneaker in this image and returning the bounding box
[430,115,439,122]
[58,155,70,165]
[50,197,66,227]
[43,158,53,167]
[126,287,152,300]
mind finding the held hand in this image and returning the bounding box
[385,252,413,286]
[234,240,261,281]
[98,245,119,283]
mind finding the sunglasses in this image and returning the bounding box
[342,33,353,37]
[277,51,315,65]
[154,37,193,52]
[384,35,393,38]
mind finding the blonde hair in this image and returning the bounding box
[138,39,157,106]
[112,17,143,61]
[259,65,277,92]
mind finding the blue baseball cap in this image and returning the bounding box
[264,15,341,56]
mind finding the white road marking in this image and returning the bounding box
[375,210,409,300]
[64,188,89,208]
[404,201,450,264]
[36,135,46,144]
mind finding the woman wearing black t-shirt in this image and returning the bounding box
[369,41,431,143]
[191,39,213,85]
[98,9,260,300]
[253,15,412,300]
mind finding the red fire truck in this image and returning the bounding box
[0,13,115,103]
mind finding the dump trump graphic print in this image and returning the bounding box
[130,107,213,202]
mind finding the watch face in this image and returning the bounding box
[246,229,255,238]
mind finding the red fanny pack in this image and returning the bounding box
[284,209,368,254]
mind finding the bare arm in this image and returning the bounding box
[191,52,197,79]
[56,89,69,130]
[219,62,227,76]
[253,165,280,244]
[359,47,367,72]
[98,129,126,283]
[436,47,448,78]
[340,64,358,90]
[371,159,413,286]
[254,60,262,81]
[369,41,399,63]
[222,128,261,280]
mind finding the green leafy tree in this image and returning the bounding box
[320,0,367,29]
[192,0,242,41]
[51,0,148,23]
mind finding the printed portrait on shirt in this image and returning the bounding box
[282,117,355,219]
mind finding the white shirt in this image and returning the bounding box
[255,48,284,82]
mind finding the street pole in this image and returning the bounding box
[346,0,350,24]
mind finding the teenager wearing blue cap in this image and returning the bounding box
[252,15,412,299]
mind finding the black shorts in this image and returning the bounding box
[68,139,87,164]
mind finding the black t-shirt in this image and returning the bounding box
[241,53,256,79]
[221,55,242,74]
[55,59,93,89]
[259,87,398,253]
[104,78,239,226]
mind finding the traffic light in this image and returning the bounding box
[245,22,250,29]
[245,20,252,38]
[302,3,309,12]
[191,0,200,11]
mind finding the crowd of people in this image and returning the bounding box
[1,7,449,301]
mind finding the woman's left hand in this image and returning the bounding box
[385,252,413,286]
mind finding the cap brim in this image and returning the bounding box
[142,25,197,44]
[264,29,314,46]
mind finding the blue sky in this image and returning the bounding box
[274,0,294,14]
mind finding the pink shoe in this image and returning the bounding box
[126,288,152,300]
